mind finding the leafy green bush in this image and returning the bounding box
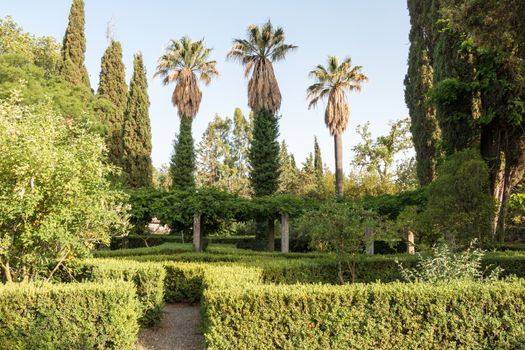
[82,259,165,327]
[419,149,494,245]
[0,281,139,349]
[397,240,502,283]
[296,201,386,283]
[203,276,525,349]
[0,94,128,283]
[164,262,208,303]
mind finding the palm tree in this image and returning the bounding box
[227,20,297,114]
[155,36,219,119]
[227,21,296,251]
[307,56,368,197]
[154,37,219,190]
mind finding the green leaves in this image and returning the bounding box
[0,95,129,282]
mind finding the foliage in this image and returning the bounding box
[508,192,525,225]
[0,95,129,282]
[397,240,502,283]
[227,20,296,114]
[60,0,90,88]
[278,140,300,194]
[0,281,139,349]
[0,16,60,77]
[123,52,153,188]
[171,117,196,190]
[155,36,218,118]
[196,109,252,195]
[352,118,413,182]
[97,40,128,169]
[296,201,382,283]
[82,259,166,327]
[0,54,101,128]
[419,149,494,245]
[249,109,281,197]
[203,272,525,350]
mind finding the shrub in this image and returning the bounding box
[296,201,385,283]
[0,94,129,282]
[0,281,139,349]
[397,240,502,283]
[419,149,494,245]
[82,259,165,327]
[203,277,525,350]
[164,262,208,303]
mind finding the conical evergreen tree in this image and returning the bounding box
[97,40,128,168]
[123,53,152,188]
[60,0,90,88]
[314,136,324,177]
[249,109,281,197]
[171,117,195,190]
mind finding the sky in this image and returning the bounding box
[1,0,411,171]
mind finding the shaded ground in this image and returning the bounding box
[137,304,203,350]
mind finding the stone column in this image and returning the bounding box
[193,213,202,252]
[407,230,415,254]
[281,213,289,253]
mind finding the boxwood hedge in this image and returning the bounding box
[0,281,139,350]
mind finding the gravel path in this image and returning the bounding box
[137,304,203,350]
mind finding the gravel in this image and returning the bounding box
[136,304,203,350]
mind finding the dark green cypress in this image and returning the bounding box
[313,136,323,182]
[97,40,128,168]
[249,109,281,197]
[170,117,195,190]
[123,53,153,188]
[60,0,90,89]
[404,0,441,185]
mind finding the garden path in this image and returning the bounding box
[137,304,203,350]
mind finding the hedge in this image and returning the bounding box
[0,281,139,350]
[202,275,525,349]
[81,259,166,327]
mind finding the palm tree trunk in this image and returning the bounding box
[334,133,344,197]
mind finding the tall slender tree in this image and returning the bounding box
[307,56,368,197]
[97,40,128,169]
[313,136,324,191]
[227,21,296,250]
[155,37,218,190]
[404,0,441,186]
[60,0,90,88]
[123,53,152,188]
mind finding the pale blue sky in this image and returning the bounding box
[1,0,410,170]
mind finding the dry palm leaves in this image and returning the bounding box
[248,59,281,113]
[325,87,349,136]
[172,69,202,118]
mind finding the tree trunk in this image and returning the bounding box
[281,213,289,253]
[193,213,202,252]
[266,218,275,252]
[407,231,415,254]
[334,134,344,197]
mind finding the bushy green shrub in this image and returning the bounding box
[397,240,502,283]
[0,281,139,349]
[203,277,525,350]
[164,262,208,303]
[82,259,165,327]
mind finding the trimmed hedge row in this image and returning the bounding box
[0,281,139,350]
[202,277,525,349]
[109,234,258,250]
[81,259,166,327]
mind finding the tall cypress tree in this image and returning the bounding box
[123,53,152,188]
[60,0,90,88]
[97,40,128,168]
[404,0,441,186]
[171,117,195,190]
[249,109,281,197]
[313,136,323,180]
